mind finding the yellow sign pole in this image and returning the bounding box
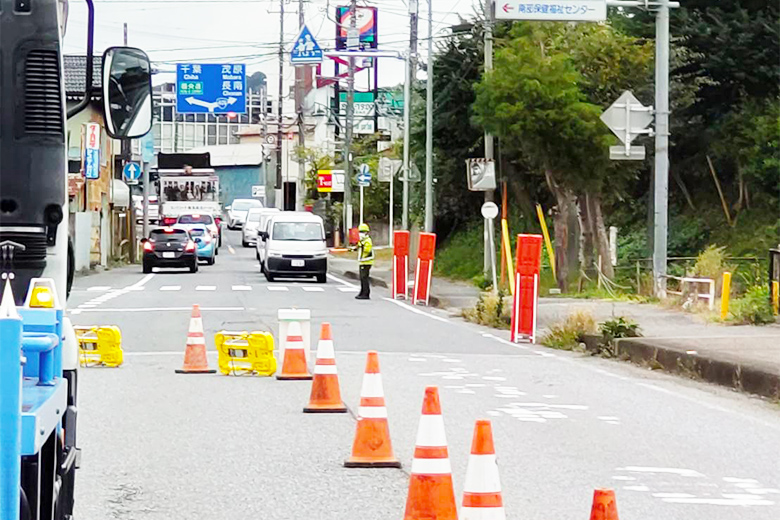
[772,280,779,316]
[535,204,556,282]
[501,219,515,295]
[720,272,731,320]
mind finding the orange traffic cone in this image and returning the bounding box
[276,320,312,380]
[175,304,216,374]
[462,419,505,520]
[589,489,620,520]
[403,386,457,520]
[303,323,347,413]
[344,351,401,468]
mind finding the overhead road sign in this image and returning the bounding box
[290,25,323,65]
[176,63,246,114]
[496,1,607,22]
[600,90,654,161]
[123,162,141,184]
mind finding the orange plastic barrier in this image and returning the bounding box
[510,234,543,343]
[413,232,437,306]
[393,230,410,300]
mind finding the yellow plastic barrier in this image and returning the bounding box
[74,326,124,367]
[215,331,277,376]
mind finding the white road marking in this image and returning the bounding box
[69,309,83,315]
[129,273,156,290]
[661,496,774,505]
[267,286,289,292]
[302,287,324,292]
[338,287,359,293]
[87,286,111,292]
[619,467,705,478]
[196,286,216,291]
[74,306,245,313]
[160,286,181,291]
[383,298,450,323]
[232,285,252,291]
[327,273,358,288]
[623,486,650,492]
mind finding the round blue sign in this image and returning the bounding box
[123,162,141,182]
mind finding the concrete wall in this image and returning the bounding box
[73,212,92,271]
[217,165,265,207]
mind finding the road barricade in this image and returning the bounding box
[215,330,277,376]
[73,325,124,367]
[413,232,437,306]
[510,234,543,344]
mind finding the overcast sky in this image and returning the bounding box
[63,0,481,96]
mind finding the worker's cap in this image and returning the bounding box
[358,223,370,232]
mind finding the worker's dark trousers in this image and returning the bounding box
[358,265,371,299]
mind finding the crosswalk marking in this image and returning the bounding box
[160,286,181,291]
[302,287,324,292]
[338,287,359,293]
[232,285,252,291]
[144,284,364,293]
[267,286,289,292]
[196,286,217,291]
[87,286,112,292]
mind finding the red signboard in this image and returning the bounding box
[392,230,410,300]
[414,233,437,305]
[317,172,333,193]
[511,234,543,343]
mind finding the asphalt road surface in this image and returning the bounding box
[69,230,780,519]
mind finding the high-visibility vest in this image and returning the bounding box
[358,235,374,266]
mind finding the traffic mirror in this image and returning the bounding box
[102,47,153,139]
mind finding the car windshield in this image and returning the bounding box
[233,200,262,211]
[150,229,189,241]
[178,214,213,225]
[272,222,323,241]
[247,212,262,223]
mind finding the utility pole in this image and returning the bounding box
[295,0,306,213]
[402,0,419,230]
[653,0,670,297]
[276,0,285,210]
[424,0,434,232]
[483,0,495,275]
[343,0,357,230]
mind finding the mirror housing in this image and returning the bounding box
[194,238,202,244]
[102,47,153,139]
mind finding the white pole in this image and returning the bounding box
[488,218,498,292]
[424,0,434,232]
[389,173,394,246]
[359,184,364,225]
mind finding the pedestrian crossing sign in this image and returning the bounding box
[290,25,323,65]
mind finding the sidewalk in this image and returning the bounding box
[329,252,780,399]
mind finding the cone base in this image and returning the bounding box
[344,459,402,469]
[175,369,217,374]
[303,405,348,413]
[276,374,313,380]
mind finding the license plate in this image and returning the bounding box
[163,252,176,259]
[291,259,305,267]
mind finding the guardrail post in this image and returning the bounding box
[0,281,22,520]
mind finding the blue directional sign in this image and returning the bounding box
[123,162,141,184]
[290,25,323,65]
[176,63,246,114]
[357,164,371,187]
[84,149,100,180]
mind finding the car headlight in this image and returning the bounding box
[268,251,283,258]
[313,252,328,259]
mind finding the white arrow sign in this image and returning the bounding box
[185,96,238,113]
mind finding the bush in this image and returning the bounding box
[729,285,776,325]
[462,290,511,329]
[541,310,597,350]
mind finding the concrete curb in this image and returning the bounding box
[615,338,780,400]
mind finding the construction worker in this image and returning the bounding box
[352,223,374,300]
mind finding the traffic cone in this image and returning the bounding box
[589,489,619,520]
[175,304,216,374]
[276,320,312,380]
[303,323,347,413]
[462,420,506,520]
[402,386,457,520]
[344,351,401,468]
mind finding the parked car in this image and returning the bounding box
[142,227,198,273]
[243,207,280,248]
[175,213,221,253]
[226,198,263,230]
[258,212,328,283]
[189,224,216,265]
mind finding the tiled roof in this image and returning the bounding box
[63,55,102,96]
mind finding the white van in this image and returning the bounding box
[259,212,327,283]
